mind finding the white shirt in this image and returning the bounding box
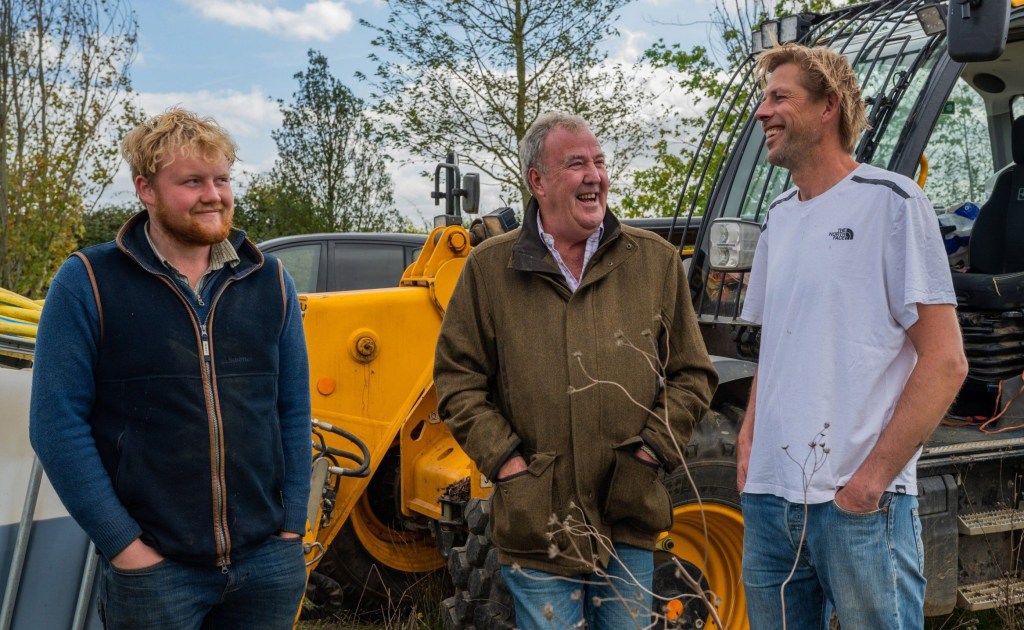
[741,163,956,503]
[537,213,604,292]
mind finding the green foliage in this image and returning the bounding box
[4,152,85,295]
[79,202,139,249]
[361,0,664,208]
[236,50,409,242]
[0,0,142,297]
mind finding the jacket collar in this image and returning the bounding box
[115,210,263,278]
[511,197,623,275]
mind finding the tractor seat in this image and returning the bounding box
[951,116,1024,311]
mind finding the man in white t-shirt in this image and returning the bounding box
[737,43,968,630]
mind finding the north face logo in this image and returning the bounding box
[1018,188,1024,201]
[830,228,854,241]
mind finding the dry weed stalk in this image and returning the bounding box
[778,424,830,630]
[555,315,724,628]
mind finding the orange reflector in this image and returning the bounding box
[665,599,684,621]
[316,377,336,396]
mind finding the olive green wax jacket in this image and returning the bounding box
[434,200,717,575]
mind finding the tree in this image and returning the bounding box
[237,50,407,242]
[79,202,137,249]
[622,0,844,218]
[360,0,664,207]
[1,0,141,297]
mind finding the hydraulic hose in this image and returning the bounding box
[0,287,42,362]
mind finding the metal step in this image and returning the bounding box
[957,508,1024,535]
[957,577,1024,611]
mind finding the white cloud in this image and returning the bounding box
[180,0,354,41]
[138,88,281,142]
[611,27,649,64]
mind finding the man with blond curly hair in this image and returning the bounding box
[737,44,968,629]
[30,107,311,629]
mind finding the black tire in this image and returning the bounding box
[441,498,515,630]
[315,449,447,615]
[315,520,437,613]
[300,570,346,620]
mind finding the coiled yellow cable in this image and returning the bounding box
[0,287,41,361]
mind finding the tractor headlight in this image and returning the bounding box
[708,219,761,271]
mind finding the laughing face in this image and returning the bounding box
[528,125,609,244]
[136,147,234,248]
[755,62,826,172]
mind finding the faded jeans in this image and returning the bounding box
[500,544,653,630]
[97,534,307,630]
[741,492,925,630]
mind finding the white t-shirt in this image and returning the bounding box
[740,163,956,504]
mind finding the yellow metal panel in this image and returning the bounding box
[302,286,441,561]
[399,384,478,520]
[301,225,478,571]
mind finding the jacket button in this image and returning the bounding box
[607,261,613,266]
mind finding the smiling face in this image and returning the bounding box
[136,147,234,248]
[755,62,827,173]
[528,125,609,244]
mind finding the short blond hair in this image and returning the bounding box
[755,43,869,154]
[121,107,237,179]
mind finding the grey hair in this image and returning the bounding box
[519,112,590,194]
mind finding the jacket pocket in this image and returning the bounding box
[602,441,673,533]
[490,452,557,554]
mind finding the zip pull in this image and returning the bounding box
[200,323,210,358]
[219,559,229,574]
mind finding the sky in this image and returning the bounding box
[113,0,717,228]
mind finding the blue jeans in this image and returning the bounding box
[500,544,653,630]
[741,492,925,630]
[97,535,307,630]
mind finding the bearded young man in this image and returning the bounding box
[30,108,311,629]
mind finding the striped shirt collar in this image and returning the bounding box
[536,212,603,292]
[144,220,239,291]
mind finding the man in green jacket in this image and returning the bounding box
[434,112,717,629]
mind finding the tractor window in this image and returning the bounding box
[920,80,994,211]
[864,37,943,172]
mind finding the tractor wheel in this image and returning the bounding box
[655,405,747,629]
[315,450,446,613]
[441,406,748,630]
[441,497,515,630]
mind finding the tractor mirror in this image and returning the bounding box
[947,0,1009,62]
[462,173,480,214]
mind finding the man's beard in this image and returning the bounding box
[767,125,822,171]
[153,203,234,246]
